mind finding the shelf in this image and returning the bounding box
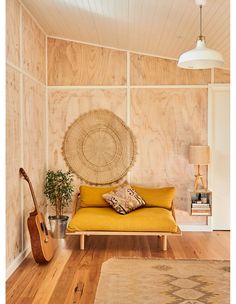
[189,190,212,216]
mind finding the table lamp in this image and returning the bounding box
[189,145,210,191]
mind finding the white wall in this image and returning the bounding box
[208,84,230,230]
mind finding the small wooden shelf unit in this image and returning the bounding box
[189,190,212,216]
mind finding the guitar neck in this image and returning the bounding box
[27,180,40,213]
[20,168,40,213]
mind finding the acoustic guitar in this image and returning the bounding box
[19,168,54,263]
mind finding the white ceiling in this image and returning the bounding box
[21,0,230,68]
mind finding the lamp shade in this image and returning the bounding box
[189,145,210,165]
[178,39,224,69]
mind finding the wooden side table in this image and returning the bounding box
[189,190,212,216]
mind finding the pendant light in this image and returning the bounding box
[178,0,224,69]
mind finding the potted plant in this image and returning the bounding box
[44,170,74,238]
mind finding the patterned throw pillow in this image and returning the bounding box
[102,184,146,215]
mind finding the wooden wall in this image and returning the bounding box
[6,0,46,274]
[47,38,126,86]
[130,54,211,85]
[6,4,230,273]
[48,89,127,192]
[130,88,208,225]
[47,37,230,226]
[214,68,230,83]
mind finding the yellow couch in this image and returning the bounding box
[67,185,181,250]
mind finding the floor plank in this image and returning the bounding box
[6,231,230,304]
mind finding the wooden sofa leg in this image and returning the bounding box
[157,235,161,248]
[80,234,85,250]
[163,235,167,251]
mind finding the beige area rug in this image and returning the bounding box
[95,258,230,304]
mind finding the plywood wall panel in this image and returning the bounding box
[130,88,208,224]
[6,66,22,267]
[175,209,207,225]
[6,0,20,66]
[22,9,46,83]
[214,69,230,83]
[48,89,127,195]
[131,53,211,85]
[6,1,47,275]
[47,38,127,86]
[23,76,46,248]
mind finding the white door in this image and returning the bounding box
[208,84,230,230]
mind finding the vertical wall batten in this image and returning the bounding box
[127,51,131,183]
[19,3,24,256]
[45,36,48,170]
[45,35,49,224]
[18,0,47,35]
[6,61,45,86]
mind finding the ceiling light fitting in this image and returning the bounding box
[177,0,224,69]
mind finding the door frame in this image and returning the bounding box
[208,83,230,230]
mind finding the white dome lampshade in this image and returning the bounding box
[178,38,224,69]
[177,0,224,69]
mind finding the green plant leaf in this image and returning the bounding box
[44,170,74,217]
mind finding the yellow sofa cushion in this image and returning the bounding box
[80,185,117,207]
[67,207,178,233]
[132,186,176,209]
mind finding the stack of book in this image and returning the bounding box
[191,202,211,215]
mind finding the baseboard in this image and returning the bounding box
[179,224,213,232]
[6,247,31,280]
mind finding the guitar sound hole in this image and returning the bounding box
[40,223,48,235]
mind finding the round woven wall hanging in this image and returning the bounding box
[62,109,137,185]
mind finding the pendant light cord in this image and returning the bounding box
[199,5,203,40]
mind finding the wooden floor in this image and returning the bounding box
[6,231,230,304]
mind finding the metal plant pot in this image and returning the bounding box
[48,215,69,239]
